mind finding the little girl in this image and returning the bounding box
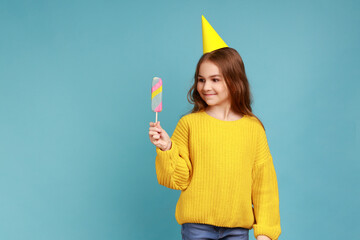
[149,47,281,240]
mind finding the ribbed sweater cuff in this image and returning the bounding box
[253,225,281,240]
[155,141,190,190]
[156,141,178,167]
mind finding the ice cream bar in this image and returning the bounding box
[151,77,162,122]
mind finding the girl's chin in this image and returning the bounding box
[204,101,217,105]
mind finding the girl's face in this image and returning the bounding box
[197,61,231,108]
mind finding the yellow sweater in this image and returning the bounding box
[155,110,281,240]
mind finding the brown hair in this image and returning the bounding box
[185,47,265,130]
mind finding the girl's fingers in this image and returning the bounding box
[149,127,161,132]
[149,131,161,137]
[149,122,165,147]
[149,132,160,139]
[149,122,160,126]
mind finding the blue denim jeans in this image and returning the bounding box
[181,223,249,240]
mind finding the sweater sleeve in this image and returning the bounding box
[155,116,193,190]
[251,125,281,240]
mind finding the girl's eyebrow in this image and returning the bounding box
[198,74,221,77]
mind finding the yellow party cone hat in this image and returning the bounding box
[202,15,228,54]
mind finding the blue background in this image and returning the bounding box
[0,0,359,239]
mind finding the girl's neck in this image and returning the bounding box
[205,106,243,121]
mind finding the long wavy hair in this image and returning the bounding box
[185,47,265,130]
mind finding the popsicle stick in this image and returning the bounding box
[155,112,158,123]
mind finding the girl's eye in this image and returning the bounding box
[198,79,219,82]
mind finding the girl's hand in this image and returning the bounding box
[257,235,271,240]
[149,121,172,151]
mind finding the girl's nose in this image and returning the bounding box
[203,81,212,90]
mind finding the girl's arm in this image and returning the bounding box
[155,117,192,190]
[251,125,281,240]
